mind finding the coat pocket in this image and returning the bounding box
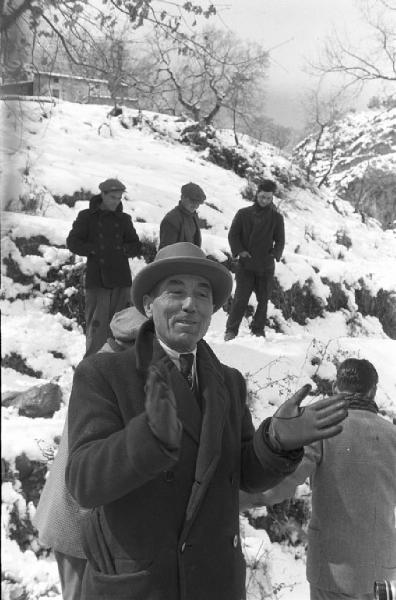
[83,561,153,599]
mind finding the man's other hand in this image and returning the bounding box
[145,364,182,451]
[238,251,252,259]
[269,384,349,451]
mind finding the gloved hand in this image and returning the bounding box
[145,364,182,451]
[268,384,349,451]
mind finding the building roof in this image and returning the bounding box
[34,71,108,84]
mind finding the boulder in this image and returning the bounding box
[1,382,62,418]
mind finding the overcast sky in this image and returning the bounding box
[211,0,387,127]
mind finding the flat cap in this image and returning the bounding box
[181,182,206,203]
[99,178,126,193]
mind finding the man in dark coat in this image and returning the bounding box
[66,242,348,600]
[66,178,141,356]
[224,179,285,341]
[159,182,206,249]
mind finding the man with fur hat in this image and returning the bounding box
[259,358,396,600]
[224,178,284,341]
[66,242,348,600]
[66,178,141,356]
[159,182,206,249]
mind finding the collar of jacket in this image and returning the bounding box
[178,201,198,218]
[89,194,124,215]
[253,202,274,215]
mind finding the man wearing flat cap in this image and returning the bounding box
[66,242,349,600]
[67,178,141,356]
[159,182,206,250]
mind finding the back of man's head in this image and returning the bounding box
[336,358,378,395]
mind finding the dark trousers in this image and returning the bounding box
[54,551,87,600]
[85,286,130,356]
[225,266,274,335]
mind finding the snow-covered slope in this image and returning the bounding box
[293,106,396,228]
[1,100,396,600]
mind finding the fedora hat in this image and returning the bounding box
[132,242,232,315]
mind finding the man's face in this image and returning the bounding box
[256,191,273,208]
[143,274,213,352]
[181,195,202,214]
[101,190,123,211]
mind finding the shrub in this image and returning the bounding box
[53,188,92,207]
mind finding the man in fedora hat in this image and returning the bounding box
[67,178,141,356]
[66,242,349,600]
[159,182,206,249]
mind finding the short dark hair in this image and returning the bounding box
[257,179,277,193]
[336,358,378,394]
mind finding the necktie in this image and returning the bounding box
[179,353,194,390]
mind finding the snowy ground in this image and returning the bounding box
[1,99,396,599]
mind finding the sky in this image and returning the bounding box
[210,0,390,127]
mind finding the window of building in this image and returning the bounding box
[52,89,60,98]
[53,77,59,83]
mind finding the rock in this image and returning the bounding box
[1,382,62,418]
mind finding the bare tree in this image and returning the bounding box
[0,0,216,82]
[147,26,269,134]
[313,0,396,90]
[295,85,350,183]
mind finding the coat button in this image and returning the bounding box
[180,543,186,553]
[233,535,238,548]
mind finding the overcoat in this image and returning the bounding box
[66,195,141,288]
[228,204,284,273]
[260,409,396,595]
[66,321,302,600]
[159,204,202,249]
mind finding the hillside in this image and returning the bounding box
[293,105,396,229]
[1,99,396,600]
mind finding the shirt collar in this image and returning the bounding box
[157,338,197,372]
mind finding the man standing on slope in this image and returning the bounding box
[66,178,141,356]
[159,182,206,249]
[66,242,348,600]
[224,179,284,341]
[259,358,396,600]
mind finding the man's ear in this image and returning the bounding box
[143,294,153,318]
[367,384,377,400]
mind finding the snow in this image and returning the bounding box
[1,99,396,599]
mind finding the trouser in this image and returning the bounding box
[310,584,372,600]
[85,286,131,356]
[54,551,87,600]
[225,266,274,335]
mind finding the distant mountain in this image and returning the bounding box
[293,106,396,229]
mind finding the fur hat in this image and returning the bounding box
[132,242,232,315]
[181,182,206,203]
[99,178,126,193]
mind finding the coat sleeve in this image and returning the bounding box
[122,215,141,258]
[258,441,321,504]
[159,216,179,249]
[66,360,177,509]
[228,211,245,257]
[229,370,303,494]
[66,211,96,257]
[272,213,285,261]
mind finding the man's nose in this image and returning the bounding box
[182,295,196,311]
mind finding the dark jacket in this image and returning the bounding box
[228,203,285,273]
[66,320,302,600]
[66,195,141,289]
[159,203,202,249]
